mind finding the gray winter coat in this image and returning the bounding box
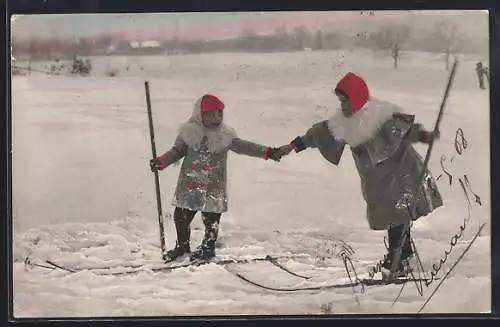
[292,99,443,230]
[158,101,270,214]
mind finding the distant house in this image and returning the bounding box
[105,44,117,55]
[106,39,164,55]
[130,40,161,49]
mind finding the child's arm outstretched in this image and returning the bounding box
[150,135,188,171]
[229,138,281,161]
[276,121,346,165]
[286,126,320,153]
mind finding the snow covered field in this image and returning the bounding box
[11,49,491,317]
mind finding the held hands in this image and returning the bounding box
[266,148,283,162]
[266,144,294,162]
[278,144,294,156]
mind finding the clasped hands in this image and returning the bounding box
[267,144,294,162]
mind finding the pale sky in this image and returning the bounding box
[10,10,489,41]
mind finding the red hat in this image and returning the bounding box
[200,94,225,113]
[335,72,369,114]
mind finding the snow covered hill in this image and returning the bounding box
[11,49,490,316]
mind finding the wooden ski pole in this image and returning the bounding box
[144,81,167,258]
[418,59,459,185]
[389,59,459,278]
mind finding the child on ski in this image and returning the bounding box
[278,72,443,278]
[150,94,282,262]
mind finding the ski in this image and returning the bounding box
[229,270,439,292]
[45,260,77,273]
[24,256,56,271]
[264,255,311,279]
[45,260,147,271]
[42,254,310,277]
[41,258,210,276]
[41,255,439,292]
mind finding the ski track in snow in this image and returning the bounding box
[12,49,490,317]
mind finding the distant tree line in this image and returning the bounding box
[12,21,485,71]
[12,33,114,61]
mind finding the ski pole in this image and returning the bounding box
[419,59,459,185]
[389,59,459,278]
[144,81,167,258]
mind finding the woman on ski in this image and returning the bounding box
[150,94,282,262]
[278,72,443,277]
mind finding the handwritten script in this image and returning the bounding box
[395,127,484,311]
[337,127,485,311]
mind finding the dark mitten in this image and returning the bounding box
[150,157,167,172]
[266,148,282,162]
[290,136,306,152]
[418,129,439,144]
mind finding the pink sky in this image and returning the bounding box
[14,11,450,43]
[110,12,368,41]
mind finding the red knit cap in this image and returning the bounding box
[200,94,225,113]
[335,72,370,114]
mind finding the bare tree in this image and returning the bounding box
[293,25,311,50]
[94,33,114,52]
[431,21,460,70]
[274,25,287,39]
[372,25,412,69]
[239,28,258,50]
[272,25,290,51]
[315,30,324,50]
[171,19,180,53]
[75,37,91,57]
[26,37,40,73]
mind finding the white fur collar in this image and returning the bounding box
[327,98,401,147]
[179,121,237,154]
[178,96,237,153]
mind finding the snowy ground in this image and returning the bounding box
[11,49,491,317]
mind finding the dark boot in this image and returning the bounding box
[381,224,414,277]
[163,208,196,262]
[190,212,221,261]
[164,242,191,262]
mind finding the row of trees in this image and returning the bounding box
[12,33,114,60]
[366,21,461,70]
[12,21,479,70]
